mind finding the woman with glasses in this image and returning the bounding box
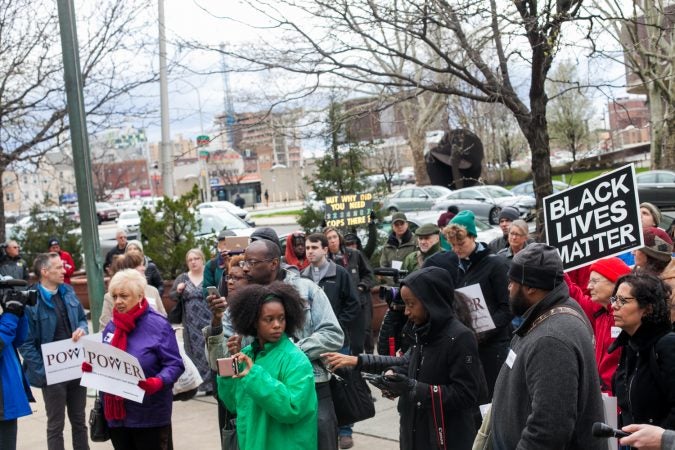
[564,257,631,394]
[608,273,675,430]
[496,220,530,267]
[170,248,213,395]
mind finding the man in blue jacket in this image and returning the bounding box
[0,288,34,449]
[19,253,89,450]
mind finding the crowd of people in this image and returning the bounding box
[1,194,675,450]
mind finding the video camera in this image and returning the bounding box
[373,268,408,311]
[0,277,37,311]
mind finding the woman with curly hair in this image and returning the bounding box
[609,272,675,429]
[218,282,317,450]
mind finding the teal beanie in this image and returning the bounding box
[450,210,477,237]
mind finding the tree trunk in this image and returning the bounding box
[408,129,431,186]
[662,114,675,170]
[520,101,553,242]
[649,85,665,169]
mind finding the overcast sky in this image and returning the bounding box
[140,0,632,152]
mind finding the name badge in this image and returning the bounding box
[392,260,403,270]
[103,333,114,343]
[506,349,517,368]
[611,326,621,339]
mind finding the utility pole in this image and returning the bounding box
[56,0,105,331]
[158,0,174,197]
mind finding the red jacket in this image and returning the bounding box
[58,250,76,284]
[565,273,621,394]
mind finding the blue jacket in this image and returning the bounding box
[19,283,88,388]
[0,312,33,420]
[102,307,184,428]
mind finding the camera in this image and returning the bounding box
[379,286,405,311]
[0,278,37,311]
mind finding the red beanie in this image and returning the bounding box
[589,257,631,283]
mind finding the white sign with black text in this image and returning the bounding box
[79,339,146,403]
[41,338,85,385]
[456,284,496,334]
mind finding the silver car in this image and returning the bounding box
[382,185,451,214]
[432,185,536,224]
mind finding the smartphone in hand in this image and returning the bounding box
[206,286,220,298]
[217,357,240,377]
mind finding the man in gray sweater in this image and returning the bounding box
[490,243,606,449]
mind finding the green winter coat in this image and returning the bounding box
[401,241,441,274]
[217,333,317,450]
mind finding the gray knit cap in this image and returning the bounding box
[508,243,564,290]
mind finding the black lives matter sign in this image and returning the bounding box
[324,193,374,228]
[544,164,643,271]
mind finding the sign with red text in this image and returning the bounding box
[456,284,496,334]
[80,340,146,403]
[41,338,85,385]
[543,164,643,271]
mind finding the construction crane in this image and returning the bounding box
[220,43,236,150]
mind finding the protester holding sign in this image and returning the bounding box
[425,210,511,397]
[564,257,631,394]
[608,273,675,431]
[94,269,184,449]
[19,252,89,450]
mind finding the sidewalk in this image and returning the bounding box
[18,382,400,449]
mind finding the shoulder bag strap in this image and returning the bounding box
[527,306,589,336]
[429,384,447,450]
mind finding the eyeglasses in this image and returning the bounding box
[238,258,275,268]
[228,275,247,282]
[609,295,636,308]
[588,278,607,286]
[508,232,525,238]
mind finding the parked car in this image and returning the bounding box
[382,185,452,214]
[510,180,570,198]
[116,210,140,233]
[432,185,536,224]
[636,170,675,208]
[196,209,255,242]
[95,202,119,224]
[391,166,416,186]
[196,200,252,223]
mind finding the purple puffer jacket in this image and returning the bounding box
[102,307,184,428]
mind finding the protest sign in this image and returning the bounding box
[80,340,146,403]
[456,284,496,334]
[543,164,643,271]
[324,193,374,228]
[41,339,85,385]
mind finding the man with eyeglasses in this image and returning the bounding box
[205,239,344,450]
[490,243,605,449]
[0,240,29,283]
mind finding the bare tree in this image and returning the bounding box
[547,60,595,163]
[195,0,589,232]
[591,0,674,168]
[0,0,158,240]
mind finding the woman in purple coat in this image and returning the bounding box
[91,269,184,449]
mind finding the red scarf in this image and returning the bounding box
[104,298,148,421]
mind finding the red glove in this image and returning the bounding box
[82,362,93,373]
[138,377,164,395]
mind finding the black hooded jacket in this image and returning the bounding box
[610,322,675,428]
[359,267,486,450]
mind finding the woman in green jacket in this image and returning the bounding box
[218,282,318,450]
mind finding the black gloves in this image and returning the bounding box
[382,373,416,396]
[4,298,25,317]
